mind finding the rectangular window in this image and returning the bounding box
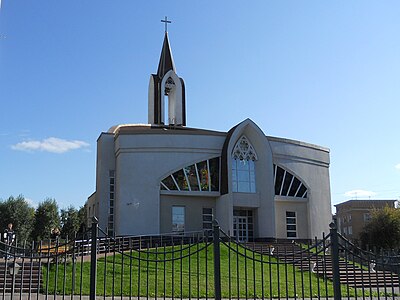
[203,208,213,230]
[286,211,297,238]
[172,206,185,233]
[363,213,371,223]
[348,226,353,235]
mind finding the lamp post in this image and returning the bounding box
[8,262,20,298]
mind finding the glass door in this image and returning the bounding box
[233,216,248,242]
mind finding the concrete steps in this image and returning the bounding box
[0,261,42,293]
[246,242,400,289]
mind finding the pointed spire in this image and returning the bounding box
[157,32,176,79]
[149,28,186,126]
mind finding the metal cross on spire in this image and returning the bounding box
[161,16,171,32]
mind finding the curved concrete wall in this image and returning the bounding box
[92,122,331,240]
[114,131,225,236]
[269,137,331,238]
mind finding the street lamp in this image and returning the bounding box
[8,262,20,297]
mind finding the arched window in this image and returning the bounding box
[232,136,257,193]
[160,157,220,192]
[273,165,308,198]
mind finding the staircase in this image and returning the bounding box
[247,241,400,289]
[0,260,42,293]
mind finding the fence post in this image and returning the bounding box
[329,222,342,300]
[213,220,222,300]
[90,216,98,300]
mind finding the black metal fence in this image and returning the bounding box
[0,220,399,300]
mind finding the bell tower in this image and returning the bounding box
[148,20,186,126]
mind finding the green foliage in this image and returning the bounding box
[60,206,80,239]
[78,204,88,231]
[0,195,86,242]
[360,206,400,250]
[32,198,61,241]
[0,195,35,242]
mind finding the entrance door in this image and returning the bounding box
[233,209,254,242]
[233,216,248,242]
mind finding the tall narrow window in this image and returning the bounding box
[108,170,115,236]
[348,226,353,235]
[286,211,297,238]
[232,136,257,193]
[202,208,213,231]
[172,206,185,233]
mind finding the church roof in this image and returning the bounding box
[157,32,176,78]
[267,136,330,153]
[107,123,225,136]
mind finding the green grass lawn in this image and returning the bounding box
[42,242,355,298]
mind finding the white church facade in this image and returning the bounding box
[87,32,332,241]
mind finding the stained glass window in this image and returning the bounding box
[209,157,220,191]
[184,165,200,191]
[160,157,220,193]
[161,175,177,190]
[197,161,209,191]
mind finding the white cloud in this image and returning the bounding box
[344,189,377,198]
[12,137,90,154]
[395,163,400,170]
[25,198,38,209]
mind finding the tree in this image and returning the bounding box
[78,204,88,231]
[60,206,80,239]
[0,195,35,242]
[32,198,60,241]
[360,206,400,250]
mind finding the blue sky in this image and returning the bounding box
[0,1,399,211]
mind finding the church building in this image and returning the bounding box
[87,31,332,241]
